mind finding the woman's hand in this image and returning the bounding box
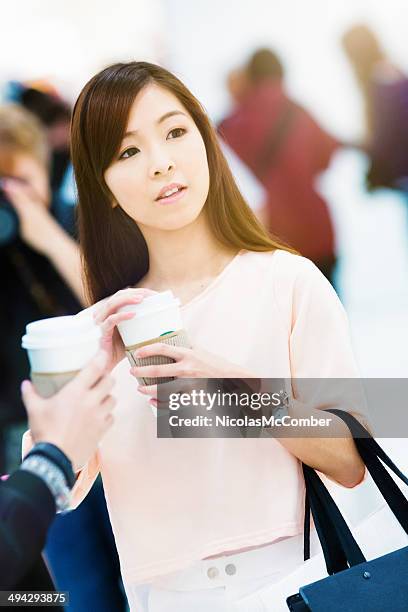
[93,288,157,372]
[132,344,254,408]
[2,177,59,255]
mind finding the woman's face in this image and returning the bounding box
[104,84,210,231]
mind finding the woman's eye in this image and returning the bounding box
[118,129,185,159]
[119,147,139,160]
[167,127,187,139]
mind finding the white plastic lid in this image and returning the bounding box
[118,290,180,317]
[22,314,101,350]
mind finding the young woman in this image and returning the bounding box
[33,62,369,610]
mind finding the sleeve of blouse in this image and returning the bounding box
[21,430,100,509]
[288,256,372,432]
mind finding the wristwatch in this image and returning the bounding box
[25,442,75,488]
[272,389,290,422]
[260,388,290,437]
[20,455,72,513]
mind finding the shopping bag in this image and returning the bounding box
[285,409,408,611]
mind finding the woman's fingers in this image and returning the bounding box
[137,383,181,411]
[100,311,135,335]
[137,384,173,411]
[94,288,156,324]
[131,362,180,379]
[134,343,187,361]
[94,295,141,324]
[137,384,158,398]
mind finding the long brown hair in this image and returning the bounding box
[71,61,298,304]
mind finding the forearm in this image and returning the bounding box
[275,399,366,488]
[45,223,86,305]
[218,366,365,488]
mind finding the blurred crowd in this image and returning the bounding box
[1,22,408,611]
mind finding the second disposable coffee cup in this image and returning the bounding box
[21,312,101,398]
[116,290,191,385]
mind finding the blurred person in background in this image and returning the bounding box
[218,48,340,285]
[0,104,127,611]
[0,103,83,449]
[4,81,73,207]
[342,24,408,193]
[226,66,251,106]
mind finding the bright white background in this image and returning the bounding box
[161,0,408,141]
[1,0,407,141]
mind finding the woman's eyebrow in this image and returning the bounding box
[123,110,187,139]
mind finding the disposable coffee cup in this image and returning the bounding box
[116,290,191,386]
[21,312,101,398]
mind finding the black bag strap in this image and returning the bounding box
[303,464,366,572]
[328,409,408,488]
[256,101,298,180]
[306,469,351,573]
[328,409,408,531]
[303,409,408,574]
[303,489,310,561]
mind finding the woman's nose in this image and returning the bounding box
[149,146,175,177]
[153,162,174,177]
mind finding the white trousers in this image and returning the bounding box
[125,531,320,611]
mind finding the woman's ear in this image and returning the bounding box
[109,189,119,209]
[103,178,118,209]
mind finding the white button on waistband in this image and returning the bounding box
[207,566,219,579]
[225,563,236,576]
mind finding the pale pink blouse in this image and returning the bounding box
[23,249,369,588]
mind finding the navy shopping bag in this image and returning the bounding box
[286,409,408,612]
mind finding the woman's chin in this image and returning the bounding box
[150,209,204,232]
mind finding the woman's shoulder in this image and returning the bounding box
[242,248,335,313]
[243,248,317,282]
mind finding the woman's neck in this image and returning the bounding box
[137,214,238,299]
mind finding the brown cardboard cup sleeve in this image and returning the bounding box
[31,370,79,398]
[125,329,192,385]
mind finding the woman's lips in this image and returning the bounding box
[156,187,187,205]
